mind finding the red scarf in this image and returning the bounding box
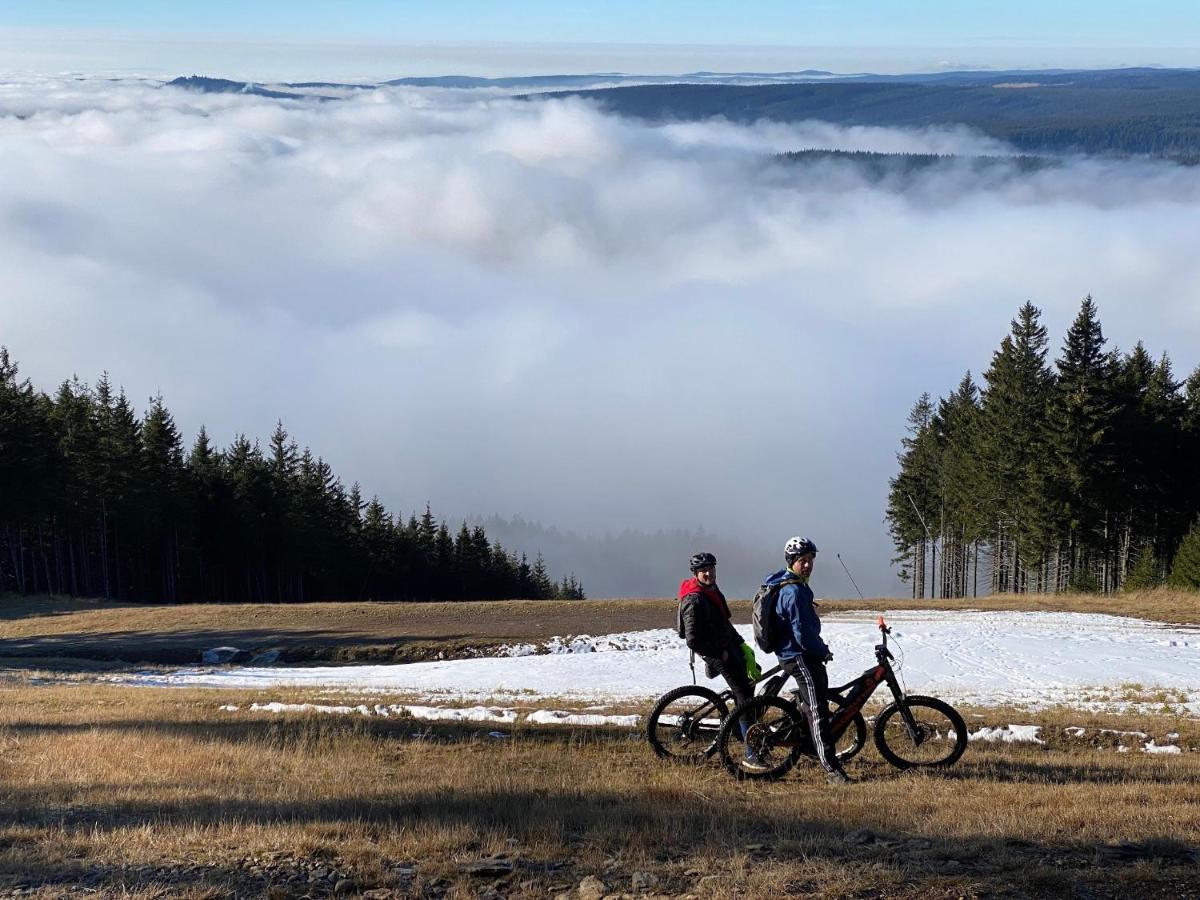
[678,577,731,620]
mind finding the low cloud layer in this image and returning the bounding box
[2,75,1199,596]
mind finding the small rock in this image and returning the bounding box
[631,871,658,890]
[202,646,245,663]
[462,860,515,877]
[578,875,608,900]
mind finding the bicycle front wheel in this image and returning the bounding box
[873,695,967,769]
[645,685,729,762]
[716,696,804,781]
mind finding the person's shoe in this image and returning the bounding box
[742,752,770,773]
[826,769,854,784]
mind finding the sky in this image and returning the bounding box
[2,2,1199,78]
[2,76,1199,598]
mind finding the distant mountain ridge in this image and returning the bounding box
[164,68,1200,157]
[545,70,1200,157]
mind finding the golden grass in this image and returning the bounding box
[1,684,1199,898]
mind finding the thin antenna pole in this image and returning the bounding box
[837,553,865,601]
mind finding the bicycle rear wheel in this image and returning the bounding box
[873,695,967,769]
[645,685,729,762]
[716,696,804,781]
[833,711,867,763]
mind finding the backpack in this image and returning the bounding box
[752,577,803,653]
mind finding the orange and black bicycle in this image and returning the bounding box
[716,616,968,780]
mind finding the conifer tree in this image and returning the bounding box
[1049,296,1117,589]
[1168,518,1200,590]
[977,302,1056,592]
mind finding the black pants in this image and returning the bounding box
[711,652,754,709]
[711,650,755,740]
[782,653,843,774]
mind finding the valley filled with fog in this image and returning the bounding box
[3,74,1198,596]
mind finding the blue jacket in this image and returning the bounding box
[765,568,829,660]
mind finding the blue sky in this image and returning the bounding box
[3,1,1197,79]
[3,1,1198,50]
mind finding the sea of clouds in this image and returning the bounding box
[2,74,1199,595]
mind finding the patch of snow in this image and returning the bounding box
[498,643,538,657]
[400,705,518,724]
[218,704,239,711]
[970,724,1044,744]
[525,710,640,728]
[1064,726,1086,737]
[1142,740,1182,755]
[1099,728,1149,739]
[250,701,369,715]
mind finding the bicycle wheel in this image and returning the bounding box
[646,685,729,762]
[833,712,867,763]
[873,695,968,770]
[716,696,804,781]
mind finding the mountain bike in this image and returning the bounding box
[645,660,868,765]
[715,616,967,780]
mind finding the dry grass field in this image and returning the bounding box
[2,588,1197,668]
[2,590,1200,897]
[0,684,1198,899]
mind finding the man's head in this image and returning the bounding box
[689,551,717,585]
[784,536,818,579]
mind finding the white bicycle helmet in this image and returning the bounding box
[784,536,818,561]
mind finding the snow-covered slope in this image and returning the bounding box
[113,610,1200,711]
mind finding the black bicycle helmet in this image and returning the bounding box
[689,551,717,572]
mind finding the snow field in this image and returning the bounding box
[120,610,1200,713]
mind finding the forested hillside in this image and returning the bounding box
[558,72,1200,156]
[887,299,1200,597]
[0,350,583,604]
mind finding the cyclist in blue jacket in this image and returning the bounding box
[764,536,851,784]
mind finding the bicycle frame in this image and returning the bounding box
[777,616,926,751]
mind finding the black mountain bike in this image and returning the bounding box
[645,661,868,765]
[716,616,967,780]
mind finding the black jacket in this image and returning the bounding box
[679,586,744,663]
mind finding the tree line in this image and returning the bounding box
[0,349,584,603]
[886,298,1200,597]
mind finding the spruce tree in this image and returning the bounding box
[1123,542,1162,591]
[531,552,555,599]
[977,303,1056,592]
[1168,518,1200,590]
[1049,296,1117,589]
[885,393,938,596]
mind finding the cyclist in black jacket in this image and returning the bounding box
[678,552,757,743]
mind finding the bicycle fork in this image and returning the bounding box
[883,667,926,747]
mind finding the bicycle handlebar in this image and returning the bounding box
[877,615,891,647]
